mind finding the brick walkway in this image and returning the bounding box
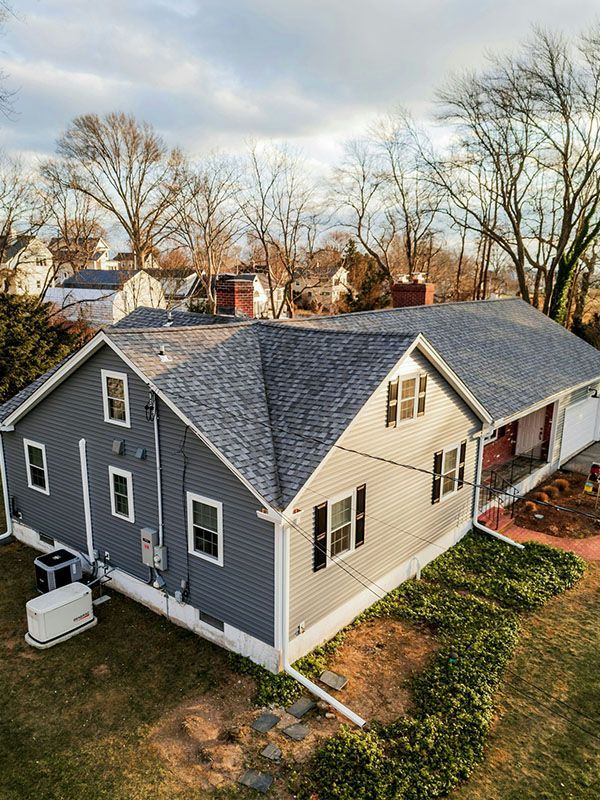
[478,512,600,561]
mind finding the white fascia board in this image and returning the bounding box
[1,331,108,429]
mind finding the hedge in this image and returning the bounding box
[295,533,585,800]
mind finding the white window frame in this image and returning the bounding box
[397,374,420,423]
[101,369,131,428]
[187,491,224,567]
[440,443,461,500]
[23,438,50,495]
[326,487,356,564]
[483,428,498,443]
[108,465,135,523]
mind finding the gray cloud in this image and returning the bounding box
[0,0,598,165]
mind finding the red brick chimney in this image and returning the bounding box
[216,276,255,317]
[391,277,435,308]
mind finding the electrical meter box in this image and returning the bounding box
[140,528,158,567]
[153,545,168,571]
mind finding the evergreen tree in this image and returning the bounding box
[0,295,89,403]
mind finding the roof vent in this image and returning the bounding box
[158,344,170,362]
[164,310,173,327]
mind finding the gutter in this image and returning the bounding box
[0,432,13,542]
[472,426,524,550]
[259,509,366,728]
[153,395,164,547]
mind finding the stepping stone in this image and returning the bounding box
[286,696,316,718]
[320,670,348,691]
[238,769,273,793]
[261,742,282,762]
[283,722,309,741]
[251,713,280,733]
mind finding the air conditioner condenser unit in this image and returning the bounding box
[34,549,83,594]
[25,582,97,649]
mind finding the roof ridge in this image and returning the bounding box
[108,320,256,334]
[261,321,416,338]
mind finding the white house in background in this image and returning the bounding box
[48,236,121,277]
[215,272,285,319]
[0,236,54,296]
[45,269,166,327]
[146,268,203,310]
[293,264,350,309]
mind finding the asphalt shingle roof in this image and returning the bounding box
[281,299,600,420]
[62,269,139,289]
[112,307,234,328]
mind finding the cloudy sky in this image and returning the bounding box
[0,0,598,166]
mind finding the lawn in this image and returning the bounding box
[0,541,242,800]
[454,563,600,800]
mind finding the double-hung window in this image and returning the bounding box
[387,374,427,426]
[101,369,130,427]
[432,441,467,503]
[313,485,366,571]
[23,439,49,495]
[187,492,223,566]
[109,466,135,523]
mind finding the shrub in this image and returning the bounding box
[554,478,570,492]
[540,485,560,499]
[523,500,537,513]
[533,491,550,503]
[298,728,401,800]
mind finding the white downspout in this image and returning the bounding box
[78,438,95,563]
[269,512,366,728]
[472,428,524,550]
[153,397,164,547]
[0,432,13,540]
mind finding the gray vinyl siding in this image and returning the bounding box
[288,348,480,637]
[3,344,274,645]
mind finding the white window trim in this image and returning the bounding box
[108,465,135,523]
[483,428,498,443]
[23,438,50,496]
[326,487,356,566]
[101,369,131,428]
[396,373,420,424]
[440,442,461,501]
[187,491,224,567]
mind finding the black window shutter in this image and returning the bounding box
[386,379,398,427]
[457,440,467,489]
[432,451,443,504]
[313,502,328,572]
[355,484,366,548]
[417,374,428,416]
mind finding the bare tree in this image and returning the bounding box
[51,112,183,269]
[239,143,318,317]
[170,153,241,313]
[430,25,600,324]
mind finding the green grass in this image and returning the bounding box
[454,563,600,800]
[0,541,235,800]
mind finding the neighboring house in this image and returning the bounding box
[293,264,350,309]
[2,298,600,675]
[45,269,166,327]
[48,236,117,277]
[145,268,203,310]
[0,236,54,296]
[216,272,285,318]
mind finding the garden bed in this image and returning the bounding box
[514,470,600,538]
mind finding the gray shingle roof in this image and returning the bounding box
[281,299,600,420]
[112,307,235,328]
[105,323,413,509]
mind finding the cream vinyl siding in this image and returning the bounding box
[287,348,480,637]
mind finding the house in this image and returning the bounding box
[145,268,203,310]
[1,298,600,678]
[48,236,117,277]
[293,264,350,310]
[215,272,285,318]
[0,236,54,296]
[44,269,166,327]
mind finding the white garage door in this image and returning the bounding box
[560,398,599,462]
